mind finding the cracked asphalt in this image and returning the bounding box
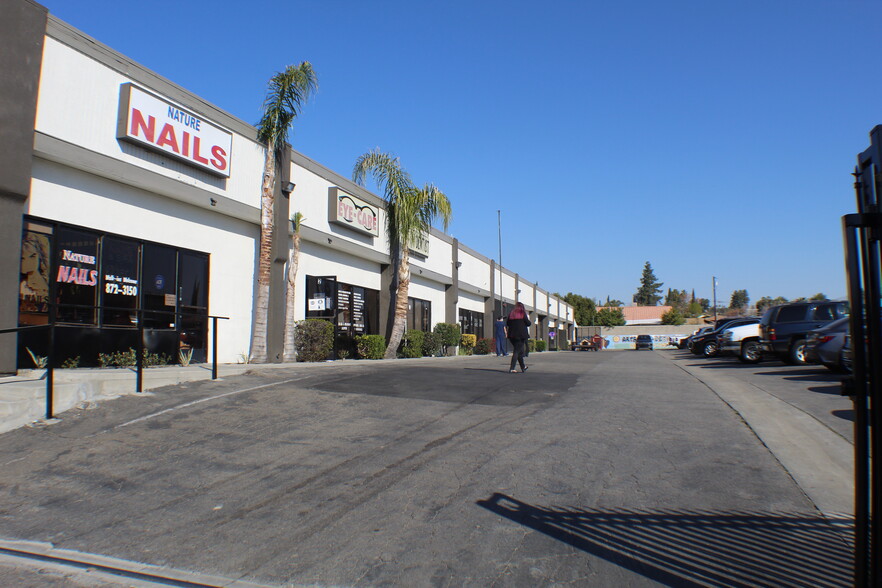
[0,350,853,587]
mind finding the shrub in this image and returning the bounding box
[61,356,80,369]
[422,331,442,357]
[661,308,686,326]
[401,330,425,358]
[527,339,536,352]
[294,319,334,362]
[474,338,492,355]
[461,334,476,355]
[433,323,461,355]
[535,340,547,352]
[356,334,386,359]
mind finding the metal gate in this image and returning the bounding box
[844,125,882,587]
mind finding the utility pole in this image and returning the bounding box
[713,276,718,323]
[497,210,503,318]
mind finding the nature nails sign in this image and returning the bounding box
[328,187,380,237]
[117,83,232,177]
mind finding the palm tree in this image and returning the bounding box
[353,149,452,359]
[250,62,317,363]
[283,211,305,361]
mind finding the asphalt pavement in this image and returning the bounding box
[0,350,854,587]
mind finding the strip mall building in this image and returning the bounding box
[0,1,574,373]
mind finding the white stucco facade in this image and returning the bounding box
[13,13,574,369]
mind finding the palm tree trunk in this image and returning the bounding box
[250,144,276,363]
[384,248,410,359]
[283,231,301,361]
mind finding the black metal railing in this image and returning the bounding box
[1,303,228,420]
[845,125,882,588]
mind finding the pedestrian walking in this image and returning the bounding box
[506,302,531,373]
[494,315,508,356]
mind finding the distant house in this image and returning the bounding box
[598,305,672,325]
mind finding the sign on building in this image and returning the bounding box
[117,83,233,178]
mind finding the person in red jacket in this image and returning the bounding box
[506,302,532,373]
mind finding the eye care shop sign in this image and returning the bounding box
[328,187,379,237]
[117,83,232,177]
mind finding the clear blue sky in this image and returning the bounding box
[39,0,882,307]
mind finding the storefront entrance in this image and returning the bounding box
[18,218,209,368]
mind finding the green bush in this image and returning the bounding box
[356,334,386,359]
[61,356,80,369]
[535,340,547,352]
[433,323,461,355]
[661,308,686,325]
[401,330,425,358]
[294,319,334,362]
[474,338,492,355]
[422,331,442,357]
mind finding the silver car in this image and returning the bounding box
[804,317,850,372]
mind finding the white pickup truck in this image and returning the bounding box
[718,322,762,363]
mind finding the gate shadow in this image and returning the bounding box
[477,493,852,588]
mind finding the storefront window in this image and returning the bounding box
[101,237,140,327]
[407,297,431,332]
[142,243,177,329]
[459,308,484,336]
[18,217,210,368]
[178,251,208,362]
[56,227,99,325]
[305,275,337,319]
[19,224,52,326]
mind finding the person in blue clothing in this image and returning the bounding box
[506,302,532,373]
[494,315,508,356]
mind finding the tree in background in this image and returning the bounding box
[661,308,686,325]
[756,296,789,313]
[729,289,749,311]
[353,149,452,359]
[562,293,596,325]
[250,62,318,363]
[810,292,828,300]
[596,307,626,327]
[603,296,625,307]
[634,261,664,306]
[686,300,704,317]
[665,288,689,313]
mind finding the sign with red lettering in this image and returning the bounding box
[117,83,232,178]
[328,187,380,237]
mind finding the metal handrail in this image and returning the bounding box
[2,304,228,420]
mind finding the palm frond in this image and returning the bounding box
[257,62,318,156]
[291,211,305,233]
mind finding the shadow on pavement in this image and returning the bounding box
[477,493,852,588]
[832,409,855,422]
[310,367,577,406]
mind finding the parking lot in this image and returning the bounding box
[0,350,854,587]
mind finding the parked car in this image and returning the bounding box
[691,318,759,357]
[718,321,762,364]
[635,334,653,350]
[804,317,850,372]
[841,334,853,373]
[684,327,712,351]
[759,301,849,365]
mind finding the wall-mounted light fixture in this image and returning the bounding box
[283,182,296,193]
[327,238,332,244]
[209,198,217,206]
[455,261,462,268]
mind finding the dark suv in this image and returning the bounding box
[759,301,849,364]
[635,335,653,350]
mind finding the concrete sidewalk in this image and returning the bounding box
[0,355,470,435]
[0,361,296,435]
